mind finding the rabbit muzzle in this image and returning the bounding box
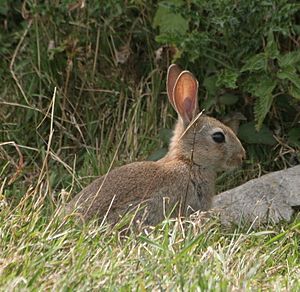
[227,147,246,169]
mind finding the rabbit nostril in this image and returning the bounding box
[242,150,246,160]
[240,153,246,161]
[237,151,246,163]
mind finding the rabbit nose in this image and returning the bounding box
[238,149,246,162]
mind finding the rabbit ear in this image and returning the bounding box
[173,71,199,124]
[167,64,182,110]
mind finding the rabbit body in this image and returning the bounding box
[65,157,214,226]
[65,65,245,226]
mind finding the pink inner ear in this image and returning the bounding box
[173,71,199,124]
[183,97,193,120]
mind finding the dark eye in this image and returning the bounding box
[212,131,225,143]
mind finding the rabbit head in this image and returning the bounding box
[166,64,246,172]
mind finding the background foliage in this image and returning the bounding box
[153,0,300,151]
[0,0,299,202]
[0,0,300,290]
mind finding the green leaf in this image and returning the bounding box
[219,93,239,105]
[153,0,188,41]
[278,51,300,68]
[265,31,279,59]
[252,77,277,130]
[277,70,300,89]
[238,122,276,145]
[254,94,274,131]
[216,69,239,89]
[277,65,296,75]
[241,53,266,72]
[203,75,218,95]
[289,85,300,100]
[288,128,300,147]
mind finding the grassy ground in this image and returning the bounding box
[0,1,299,291]
[0,197,299,290]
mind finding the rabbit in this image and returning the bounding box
[63,64,246,226]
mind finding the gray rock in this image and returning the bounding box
[212,165,300,225]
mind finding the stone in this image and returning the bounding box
[212,165,300,225]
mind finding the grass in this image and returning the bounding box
[0,1,299,291]
[0,196,299,290]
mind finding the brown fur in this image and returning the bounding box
[64,65,246,226]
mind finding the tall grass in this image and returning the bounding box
[0,190,299,290]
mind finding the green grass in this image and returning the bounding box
[0,195,299,290]
[0,1,300,290]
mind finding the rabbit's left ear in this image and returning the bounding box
[173,71,199,124]
[167,64,182,110]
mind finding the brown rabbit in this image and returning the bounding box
[64,64,246,226]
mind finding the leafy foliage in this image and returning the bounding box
[0,0,299,197]
[153,0,189,43]
[238,122,276,146]
[153,0,300,141]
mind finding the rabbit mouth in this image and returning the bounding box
[226,156,244,169]
[227,163,240,170]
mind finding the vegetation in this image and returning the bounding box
[0,0,299,290]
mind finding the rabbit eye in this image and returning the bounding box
[212,132,225,143]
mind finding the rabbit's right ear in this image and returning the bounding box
[167,64,182,110]
[173,71,199,125]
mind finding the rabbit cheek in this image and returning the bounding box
[213,145,235,170]
[209,144,227,169]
